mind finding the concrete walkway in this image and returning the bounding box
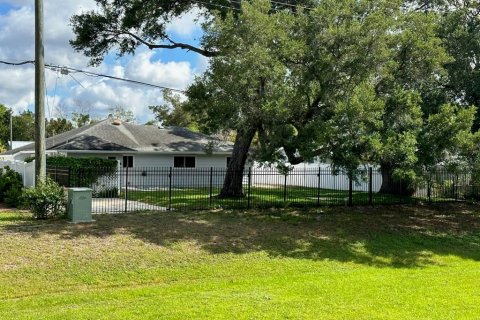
[92,198,168,213]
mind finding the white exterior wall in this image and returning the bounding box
[62,153,230,189]
[122,154,229,188]
[65,153,230,168]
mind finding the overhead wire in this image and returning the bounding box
[69,73,85,89]
[52,72,60,111]
[191,0,242,12]
[43,76,51,119]
[0,59,186,93]
[192,0,314,12]
[0,59,34,66]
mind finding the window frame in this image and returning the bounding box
[173,156,196,168]
[122,155,134,168]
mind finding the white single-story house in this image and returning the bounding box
[1,118,234,169]
[0,119,237,189]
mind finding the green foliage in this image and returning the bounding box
[70,0,316,65]
[46,156,118,187]
[0,166,23,207]
[23,156,34,163]
[69,0,480,196]
[71,112,94,128]
[439,3,480,129]
[12,111,35,142]
[149,90,198,130]
[46,156,116,168]
[0,105,35,147]
[46,118,74,137]
[108,106,135,123]
[325,83,385,178]
[26,156,118,187]
[22,178,66,219]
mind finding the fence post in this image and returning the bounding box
[67,167,71,187]
[368,167,373,205]
[209,167,213,207]
[454,173,458,201]
[247,167,252,209]
[283,172,288,203]
[23,162,26,187]
[77,169,82,187]
[124,166,129,213]
[427,177,432,203]
[399,178,403,204]
[168,167,172,211]
[316,167,321,207]
[348,178,353,206]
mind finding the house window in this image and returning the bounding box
[174,156,195,168]
[122,155,133,168]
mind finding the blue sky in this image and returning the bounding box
[0,0,208,123]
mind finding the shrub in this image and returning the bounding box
[22,178,66,219]
[28,155,118,187]
[0,166,23,207]
[48,156,117,187]
[93,187,119,198]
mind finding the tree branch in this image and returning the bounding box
[283,144,324,165]
[120,31,220,57]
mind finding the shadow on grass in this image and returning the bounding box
[3,204,480,269]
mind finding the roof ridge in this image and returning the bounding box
[46,119,108,149]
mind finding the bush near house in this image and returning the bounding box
[0,166,23,207]
[26,155,117,187]
[22,178,66,219]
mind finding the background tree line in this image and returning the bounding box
[0,104,137,151]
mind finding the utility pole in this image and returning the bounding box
[35,0,46,184]
[9,111,12,151]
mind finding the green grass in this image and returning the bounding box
[124,186,415,210]
[1,204,480,319]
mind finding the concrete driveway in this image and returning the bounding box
[92,198,168,213]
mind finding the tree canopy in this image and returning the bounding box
[70,0,316,65]
[71,0,480,196]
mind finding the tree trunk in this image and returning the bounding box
[218,125,257,198]
[378,164,415,196]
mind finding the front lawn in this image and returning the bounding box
[125,186,415,210]
[1,204,480,319]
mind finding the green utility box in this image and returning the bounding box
[67,188,93,223]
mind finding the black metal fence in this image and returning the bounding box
[46,166,480,213]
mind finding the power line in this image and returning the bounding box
[47,64,186,93]
[269,0,314,11]
[193,0,314,12]
[0,59,35,66]
[0,59,186,93]
[192,0,242,12]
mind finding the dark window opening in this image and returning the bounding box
[122,155,133,168]
[174,156,195,168]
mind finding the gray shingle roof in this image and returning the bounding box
[2,119,233,155]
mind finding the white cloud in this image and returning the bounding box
[166,7,204,37]
[0,0,204,123]
[125,51,194,90]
